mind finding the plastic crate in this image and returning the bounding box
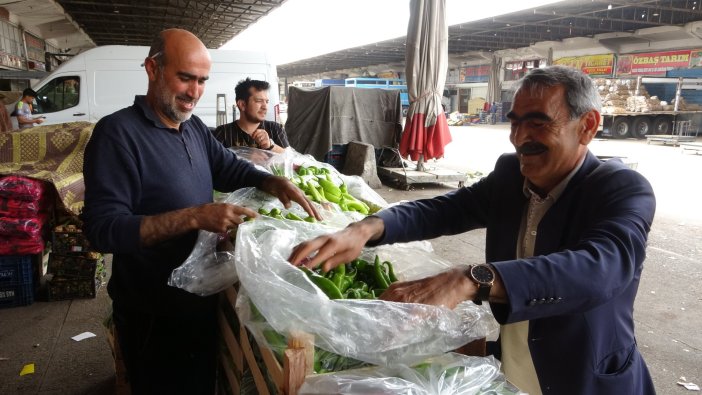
[0,281,34,308]
[0,255,33,285]
[47,277,97,301]
[0,255,34,308]
[52,230,91,254]
[48,252,101,279]
[323,144,348,171]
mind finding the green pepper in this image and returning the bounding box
[373,255,390,290]
[321,188,341,204]
[285,212,304,221]
[344,288,362,299]
[258,207,270,216]
[350,281,368,292]
[345,264,357,282]
[269,207,281,216]
[318,178,341,198]
[296,166,309,176]
[359,290,375,299]
[304,215,317,223]
[307,181,326,203]
[300,267,343,299]
[382,261,398,283]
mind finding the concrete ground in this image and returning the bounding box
[0,124,700,394]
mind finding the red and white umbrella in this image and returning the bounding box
[399,0,451,170]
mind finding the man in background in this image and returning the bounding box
[213,77,289,153]
[14,88,44,129]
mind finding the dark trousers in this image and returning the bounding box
[112,304,218,395]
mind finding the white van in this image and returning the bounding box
[24,45,278,128]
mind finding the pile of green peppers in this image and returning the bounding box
[301,255,399,300]
[292,165,371,215]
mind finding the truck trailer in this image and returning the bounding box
[598,76,702,139]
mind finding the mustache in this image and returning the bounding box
[516,142,548,155]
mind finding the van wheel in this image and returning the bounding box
[631,117,652,139]
[611,117,631,139]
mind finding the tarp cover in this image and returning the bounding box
[285,86,403,161]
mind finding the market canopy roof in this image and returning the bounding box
[278,0,702,78]
[4,1,702,79]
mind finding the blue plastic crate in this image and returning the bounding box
[0,281,34,308]
[323,144,348,171]
[0,255,35,308]
[0,255,33,285]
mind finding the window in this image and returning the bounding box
[33,77,80,114]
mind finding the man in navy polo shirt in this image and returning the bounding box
[82,28,318,394]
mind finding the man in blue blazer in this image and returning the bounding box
[289,65,656,394]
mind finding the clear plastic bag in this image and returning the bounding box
[233,217,499,367]
[299,353,522,395]
[168,186,368,295]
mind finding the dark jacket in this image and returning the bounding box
[376,151,656,394]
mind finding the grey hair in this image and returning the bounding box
[512,65,601,119]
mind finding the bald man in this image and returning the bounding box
[82,29,318,394]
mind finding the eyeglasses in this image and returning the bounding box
[141,51,163,67]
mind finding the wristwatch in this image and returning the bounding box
[466,264,495,305]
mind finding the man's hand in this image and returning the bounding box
[140,202,258,247]
[379,266,475,309]
[260,175,321,220]
[252,128,272,149]
[192,203,258,233]
[288,217,385,273]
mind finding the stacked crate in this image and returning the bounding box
[47,224,105,301]
[0,255,34,308]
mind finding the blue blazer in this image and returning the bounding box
[376,151,656,394]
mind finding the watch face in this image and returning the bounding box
[471,265,494,284]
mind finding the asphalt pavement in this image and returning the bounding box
[0,124,700,394]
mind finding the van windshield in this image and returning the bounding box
[34,76,80,114]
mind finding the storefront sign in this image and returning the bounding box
[553,54,614,76]
[617,50,691,76]
[460,64,490,82]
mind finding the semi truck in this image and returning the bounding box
[599,76,702,139]
[6,45,279,129]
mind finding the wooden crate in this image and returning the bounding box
[218,285,486,395]
[219,285,313,395]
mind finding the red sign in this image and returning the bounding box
[618,50,691,76]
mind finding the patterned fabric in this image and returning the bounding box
[0,122,94,216]
[212,120,289,149]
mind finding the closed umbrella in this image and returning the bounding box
[399,0,451,171]
[486,54,502,124]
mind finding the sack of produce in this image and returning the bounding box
[232,216,498,367]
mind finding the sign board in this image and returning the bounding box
[553,54,614,76]
[617,50,691,76]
